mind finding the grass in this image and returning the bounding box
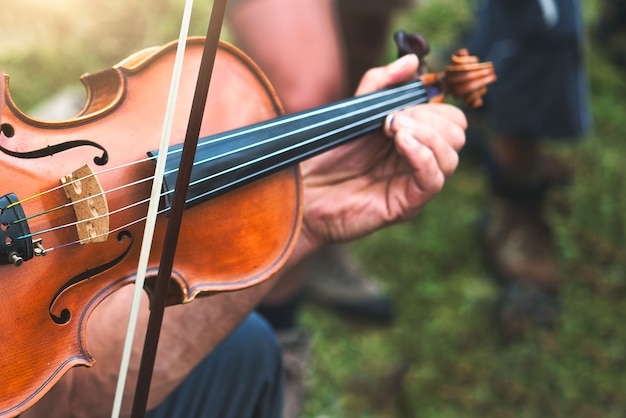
[2,1,626,417]
[299,3,626,418]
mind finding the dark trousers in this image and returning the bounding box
[146,312,284,418]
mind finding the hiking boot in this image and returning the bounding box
[277,328,311,418]
[478,196,561,293]
[478,195,562,341]
[302,244,394,325]
[540,153,574,189]
[495,281,559,344]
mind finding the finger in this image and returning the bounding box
[408,103,468,136]
[397,120,459,178]
[354,54,419,96]
[386,104,467,151]
[389,112,464,176]
[394,130,445,196]
[429,103,468,132]
[410,108,467,153]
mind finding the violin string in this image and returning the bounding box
[8,79,425,226]
[12,82,427,247]
[4,79,421,215]
[2,153,157,212]
[45,207,149,252]
[184,79,424,149]
[14,85,427,245]
[185,89,429,202]
[188,84,426,171]
[19,195,152,243]
[9,169,158,229]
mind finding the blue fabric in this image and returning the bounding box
[469,0,591,140]
[146,312,284,418]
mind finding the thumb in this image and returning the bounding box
[354,54,419,96]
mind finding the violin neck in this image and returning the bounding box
[150,79,429,209]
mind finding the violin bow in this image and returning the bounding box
[110,0,194,414]
[132,0,230,415]
[110,0,231,417]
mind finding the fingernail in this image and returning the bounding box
[384,114,395,137]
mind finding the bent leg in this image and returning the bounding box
[226,0,348,113]
[146,312,284,418]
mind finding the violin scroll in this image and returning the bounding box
[440,48,497,108]
[394,31,497,108]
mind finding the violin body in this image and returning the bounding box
[0,38,301,417]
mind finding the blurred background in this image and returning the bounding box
[2,0,626,417]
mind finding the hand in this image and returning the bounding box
[297,54,467,253]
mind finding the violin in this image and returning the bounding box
[0,36,494,417]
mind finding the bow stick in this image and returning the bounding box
[130,0,230,416]
[110,0,195,415]
[110,0,230,416]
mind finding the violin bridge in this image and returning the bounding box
[61,164,109,243]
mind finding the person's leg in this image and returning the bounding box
[226,0,348,114]
[481,134,561,290]
[299,244,394,324]
[594,0,626,67]
[336,0,413,91]
[146,312,284,418]
[469,0,590,343]
[227,0,395,326]
[479,134,564,342]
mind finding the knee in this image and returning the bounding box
[235,312,283,375]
